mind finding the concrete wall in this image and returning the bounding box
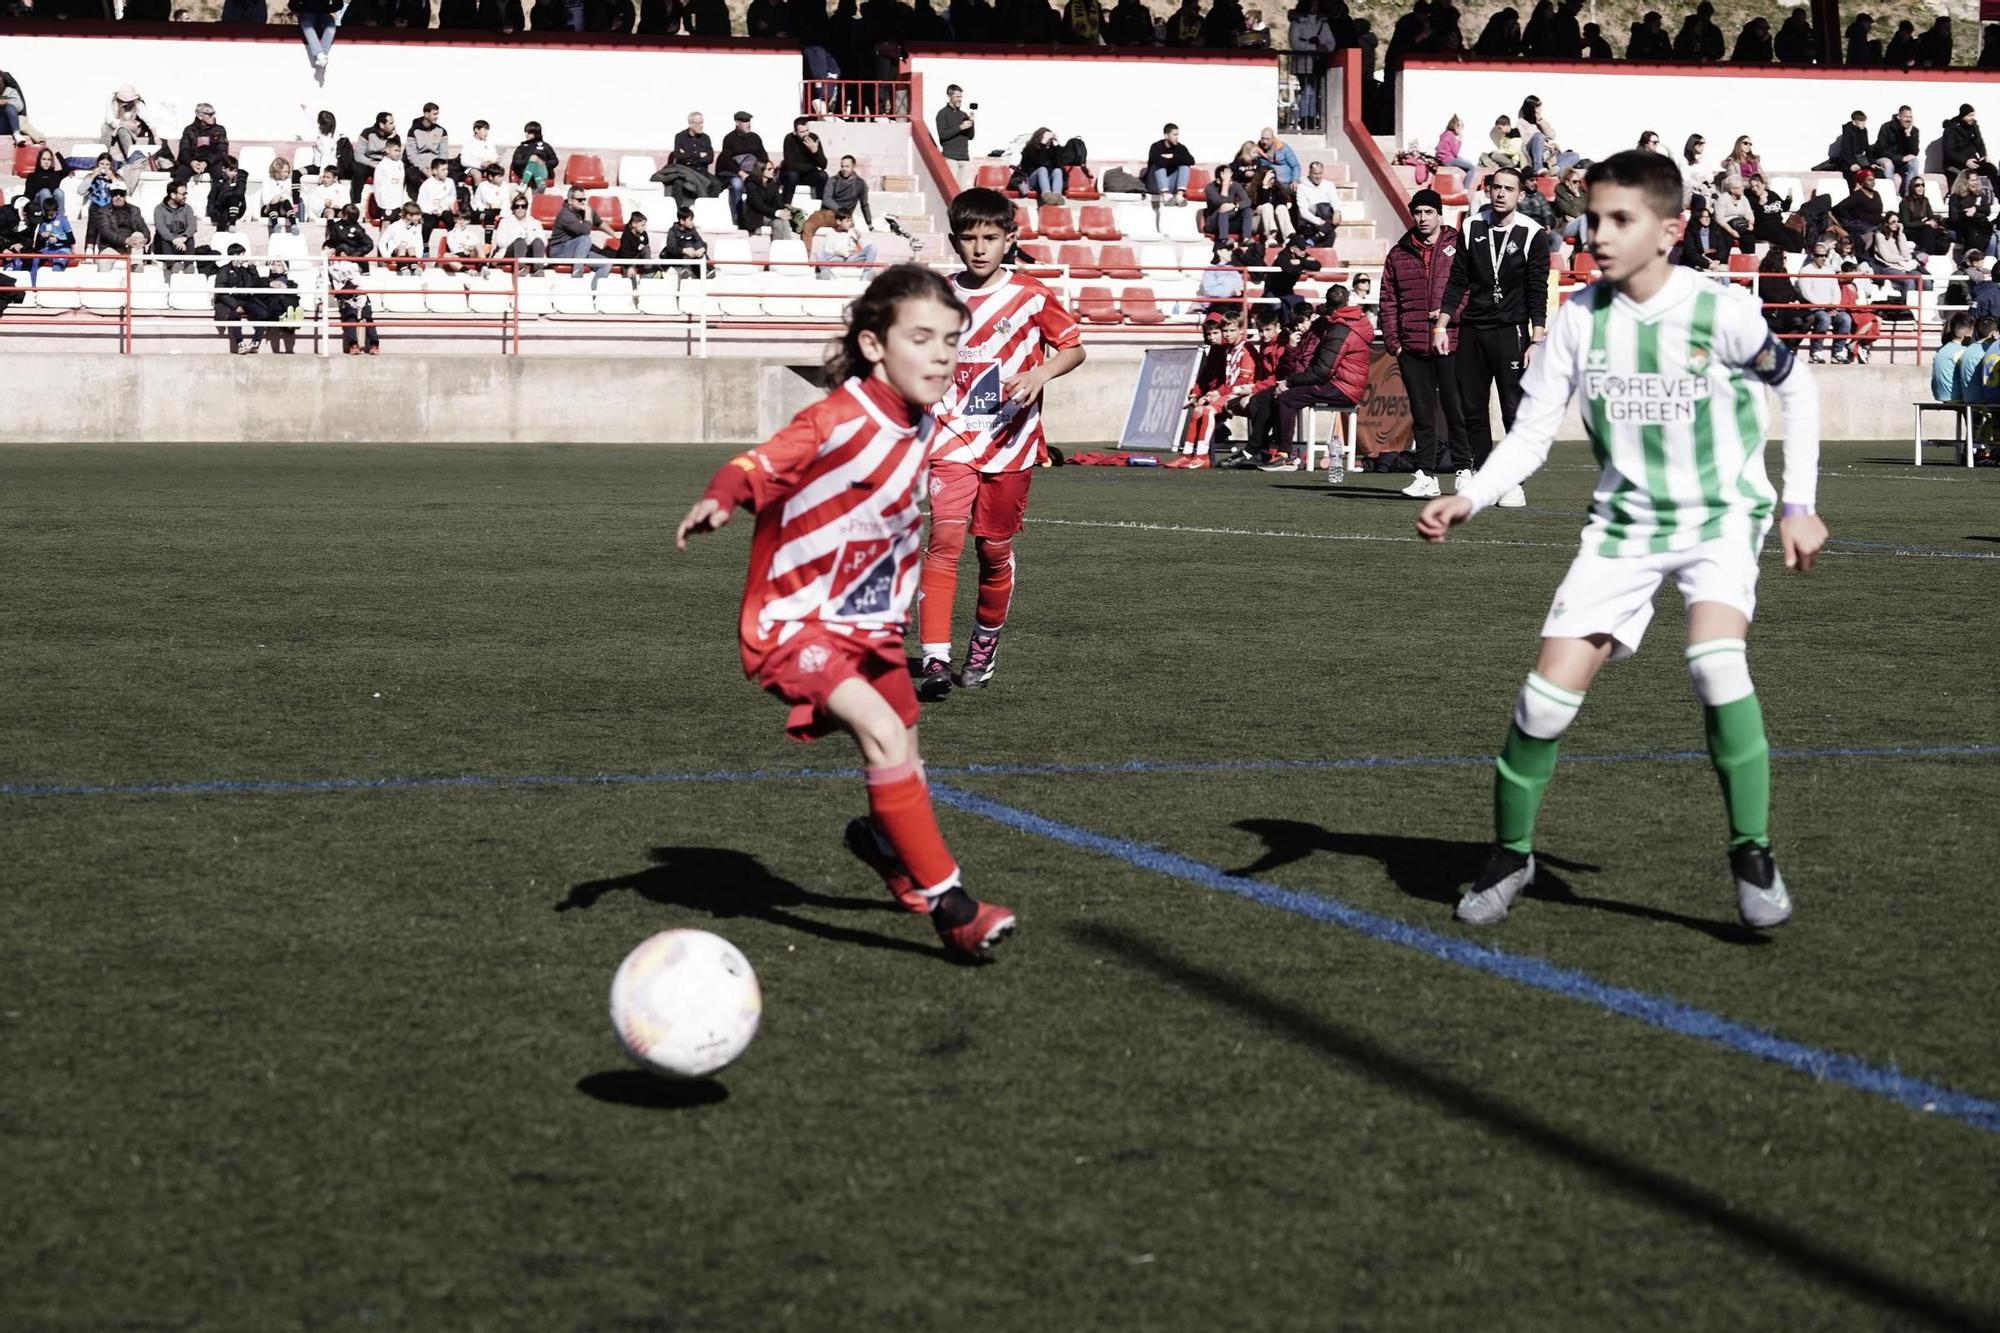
[0,31,800,148]
[905,48,1280,169]
[1397,59,2000,177]
[2,351,1929,444]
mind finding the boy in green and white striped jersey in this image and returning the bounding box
[1417,150,1829,930]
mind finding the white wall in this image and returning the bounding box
[908,53,1279,167]
[0,34,801,150]
[1399,62,2000,175]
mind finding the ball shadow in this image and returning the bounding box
[576,1068,731,1110]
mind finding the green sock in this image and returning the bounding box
[1705,694,1771,849]
[1495,722,1561,854]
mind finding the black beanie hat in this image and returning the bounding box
[1410,187,1444,213]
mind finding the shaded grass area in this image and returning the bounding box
[3,441,1998,1330]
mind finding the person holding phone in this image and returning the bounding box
[936,83,975,162]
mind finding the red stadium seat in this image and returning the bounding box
[1098,244,1142,279]
[1535,176,1557,200]
[13,142,41,177]
[1058,243,1101,279]
[1079,205,1120,241]
[1307,247,1338,272]
[530,193,563,226]
[589,193,624,231]
[1572,251,1600,277]
[1010,201,1037,239]
[1066,167,1100,201]
[1076,285,1122,323]
[1432,169,1468,206]
[1184,166,1213,204]
[1038,206,1081,241]
[564,154,608,189]
[1121,285,1168,324]
[975,164,1012,192]
[1017,241,1060,276]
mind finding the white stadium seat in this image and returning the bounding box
[636,271,682,316]
[466,271,514,315]
[167,271,212,311]
[1159,206,1204,242]
[79,264,129,313]
[801,277,862,320]
[34,265,83,310]
[618,155,659,189]
[1114,203,1164,243]
[130,268,172,313]
[378,271,426,315]
[237,146,276,182]
[767,238,809,273]
[515,274,558,316]
[552,274,598,315]
[423,271,469,314]
[691,196,736,236]
[593,274,638,315]
[712,272,762,317]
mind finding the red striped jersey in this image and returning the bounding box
[931,270,1083,473]
[701,377,934,677]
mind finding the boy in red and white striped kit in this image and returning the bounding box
[917,187,1086,698]
[677,266,1016,960]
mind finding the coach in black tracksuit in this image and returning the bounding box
[1438,166,1550,472]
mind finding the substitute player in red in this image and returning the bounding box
[917,187,1086,698]
[676,266,1016,960]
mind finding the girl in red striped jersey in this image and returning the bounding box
[676,266,1017,960]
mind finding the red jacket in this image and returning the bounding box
[1285,304,1376,403]
[1378,223,1466,357]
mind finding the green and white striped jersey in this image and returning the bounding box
[1461,267,1820,557]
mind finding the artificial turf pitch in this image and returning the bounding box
[4,440,1998,1332]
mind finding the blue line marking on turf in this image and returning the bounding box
[925,782,2000,1137]
[4,742,1998,800]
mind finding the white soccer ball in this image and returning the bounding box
[609,929,762,1079]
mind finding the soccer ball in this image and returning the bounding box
[609,930,762,1079]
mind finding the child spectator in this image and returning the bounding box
[461,163,506,233]
[811,208,878,278]
[262,156,301,235]
[511,121,560,195]
[1198,240,1245,310]
[613,211,653,277]
[417,158,457,244]
[31,199,73,277]
[330,258,378,353]
[673,266,1016,960]
[661,204,711,276]
[325,202,375,264]
[213,244,263,352]
[373,138,412,217]
[204,155,248,233]
[24,147,68,219]
[442,212,494,271]
[1261,234,1322,324]
[1961,317,1999,404]
[302,165,345,222]
[1838,262,1881,362]
[381,202,426,271]
[459,119,498,177]
[257,259,301,352]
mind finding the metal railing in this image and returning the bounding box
[798,80,911,121]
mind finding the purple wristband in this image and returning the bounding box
[1781,503,1814,518]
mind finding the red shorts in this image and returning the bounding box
[757,628,919,742]
[928,461,1033,540]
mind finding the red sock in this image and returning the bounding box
[974,536,1014,631]
[864,762,960,895]
[919,520,965,649]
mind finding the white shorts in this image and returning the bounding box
[1541,537,1761,660]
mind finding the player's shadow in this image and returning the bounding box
[1227,819,1770,946]
[575,1069,730,1111]
[1066,920,1988,1333]
[1267,483,1406,500]
[555,846,937,958]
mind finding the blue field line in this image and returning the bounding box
[3,742,1997,801]
[926,782,2000,1137]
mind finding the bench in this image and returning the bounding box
[1912,401,1980,468]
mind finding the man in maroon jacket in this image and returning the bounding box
[1378,187,1469,497]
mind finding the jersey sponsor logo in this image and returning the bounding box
[1583,371,1711,422]
[955,360,1004,417]
[834,542,897,617]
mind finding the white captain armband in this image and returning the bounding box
[1748,333,1796,386]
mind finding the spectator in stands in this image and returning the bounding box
[207,156,248,232]
[1969,255,2000,319]
[1518,96,1577,178]
[1636,130,1662,154]
[466,163,506,230]
[1202,164,1253,242]
[1551,162,1586,242]
[301,164,344,221]
[779,118,827,207]
[745,0,787,37]
[1866,214,1920,285]
[214,244,262,353]
[1679,133,1712,209]
[512,120,560,194]
[548,186,597,261]
[811,208,878,277]
[101,85,152,179]
[171,102,229,189]
[1106,0,1155,44]
[1474,6,1520,54]
[1019,128,1065,200]
[1899,178,1951,255]
[1933,314,1974,401]
[1672,1,1723,59]
[1943,105,1986,178]
[1745,175,1801,252]
[1712,174,1753,254]
[1838,263,1880,362]
[381,202,426,270]
[256,259,301,354]
[417,157,458,244]
[1251,166,1295,242]
[1947,168,1994,256]
[1883,18,1917,68]
[1481,117,1525,175]
[721,110,769,224]
[295,0,342,74]
[493,193,548,268]
[1915,15,1952,68]
[459,120,498,179]
[353,111,395,203]
[1294,160,1341,245]
[1435,115,1474,174]
[1844,13,1881,65]
[1820,110,1873,186]
[1580,20,1613,57]
[1717,134,1759,184]
[1674,200,1725,270]
[1832,171,1884,247]
[740,159,792,238]
[373,138,413,218]
[936,84,975,162]
[824,156,872,227]
[95,183,148,258]
[1731,15,1772,61]
[30,199,73,277]
[1982,24,2000,69]
[1380,187,1467,498]
[330,259,377,353]
[1287,2,1333,130]
[1773,6,1814,62]
[609,211,651,277]
[1626,10,1671,59]
[439,213,492,272]
[151,181,199,259]
[262,156,301,234]
[1,67,41,147]
[1261,234,1320,323]
[1145,124,1195,203]
[0,204,26,279]
[1255,129,1299,187]
[301,110,348,183]
[326,202,374,264]
[1869,106,1919,195]
[661,204,710,275]
[1795,239,1851,363]
[1756,245,1804,344]
[407,103,450,180]
[77,155,119,251]
[1198,241,1245,309]
[24,147,67,220]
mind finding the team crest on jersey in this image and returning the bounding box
[1443,244,1456,257]
[993,315,1014,336]
[797,643,831,674]
[1586,347,1610,371]
[1752,341,1781,375]
[1687,345,1712,375]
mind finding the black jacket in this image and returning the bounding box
[206,172,248,229]
[670,131,715,174]
[661,222,706,258]
[1261,249,1321,298]
[935,106,974,161]
[1440,211,1550,330]
[1943,117,1987,173]
[510,138,560,181]
[741,175,784,232]
[1833,189,1884,232]
[1286,316,1351,387]
[326,217,374,258]
[551,203,592,246]
[721,128,768,174]
[1873,121,1919,165]
[1824,123,1871,171]
[1146,139,1195,174]
[1774,14,1813,62]
[176,119,230,170]
[780,132,826,175]
[213,261,260,320]
[1019,140,1062,177]
[99,202,148,249]
[1675,222,1721,267]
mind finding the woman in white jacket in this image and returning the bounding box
[492,193,548,272]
